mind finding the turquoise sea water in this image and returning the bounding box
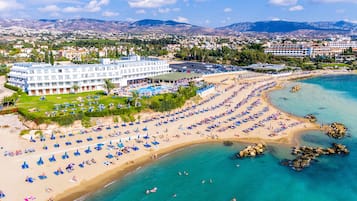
[86,75,357,201]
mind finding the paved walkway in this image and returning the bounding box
[0,76,14,101]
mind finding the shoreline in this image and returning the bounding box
[55,72,329,201]
[1,70,352,201]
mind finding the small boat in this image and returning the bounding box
[145,187,157,194]
[150,187,157,193]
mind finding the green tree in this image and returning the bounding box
[131,91,140,107]
[44,51,49,63]
[103,79,115,95]
[49,51,54,65]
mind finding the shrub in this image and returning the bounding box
[20,130,30,136]
[4,83,22,93]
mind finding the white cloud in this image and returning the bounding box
[102,11,119,17]
[128,0,177,8]
[271,17,282,21]
[63,6,82,13]
[136,9,146,14]
[156,7,179,13]
[174,16,189,23]
[126,17,137,22]
[158,7,170,13]
[38,5,61,12]
[336,9,345,13]
[312,0,357,3]
[223,7,232,12]
[269,0,298,6]
[289,5,304,11]
[204,19,210,24]
[0,0,23,11]
[63,0,110,13]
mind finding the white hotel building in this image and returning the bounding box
[264,44,313,57]
[8,56,171,96]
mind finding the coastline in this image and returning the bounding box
[0,70,352,201]
[55,72,328,201]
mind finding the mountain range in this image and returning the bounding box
[0,18,356,35]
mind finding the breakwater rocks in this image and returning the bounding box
[223,141,234,146]
[326,122,347,139]
[304,114,317,122]
[281,143,349,171]
[236,143,266,158]
[290,85,301,93]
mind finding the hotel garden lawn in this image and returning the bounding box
[15,85,197,125]
[15,91,135,125]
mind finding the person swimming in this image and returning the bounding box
[201,180,206,184]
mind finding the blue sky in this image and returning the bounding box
[0,0,356,27]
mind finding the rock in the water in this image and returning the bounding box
[223,141,234,146]
[236,144,266,158]
[282,143,349,171]
[326,122,347,139]
[304,114,317,123]
[290,85,301,93]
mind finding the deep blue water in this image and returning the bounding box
[86,75,357,201]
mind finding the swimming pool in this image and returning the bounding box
[135,86,168,96]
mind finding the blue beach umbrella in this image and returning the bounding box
[37,157,44,166]
[74,149,81,156]
[21,161,29,169]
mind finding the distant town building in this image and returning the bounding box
[8,55,170,96]
[264,44,312,57]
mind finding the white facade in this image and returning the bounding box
[264,44,312,57]
[8,56,170,96]
[328,41,357,49]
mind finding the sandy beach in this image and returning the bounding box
[0,70,351,201]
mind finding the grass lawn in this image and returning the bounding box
[14,84,197,125]
[17,91,128,119]
[320,63,351,68]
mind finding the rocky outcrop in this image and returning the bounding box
[223,141,234,146]
[236,143,266,158]
[326,122,347,139]
[281,143,349,171]
[304,114,317,122]
[290,85,301,93]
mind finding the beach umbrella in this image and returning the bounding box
[74,149,80,156]
[50,134,55,140]
[0,191,5,198]
[62,152,69,160]
[30,136,35,143]
[49,155,56,162]
[37,157,44,166]
[144,133,149,139]
[21,161,29,169]
[85,146,91,154]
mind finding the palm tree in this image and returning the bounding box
[131,91,140,107]
[104,79,115,95]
